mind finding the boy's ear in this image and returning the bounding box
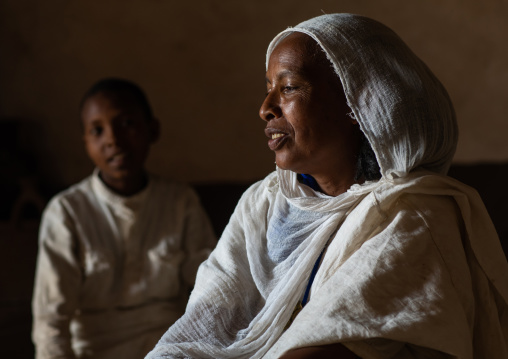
[150,118,161,143]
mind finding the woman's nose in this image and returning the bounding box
[259,91,282,122]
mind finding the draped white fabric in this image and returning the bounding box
[147,170,370,359]
[146,14,508,358]
[266,14,458,179]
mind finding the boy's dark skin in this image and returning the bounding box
[81,89,160,196]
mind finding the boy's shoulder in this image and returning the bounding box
[48,175,93,211]
[41,174,96,221]
[48,173,95,203]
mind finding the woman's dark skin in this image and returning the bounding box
[260,32,362,358]
[260,32,361,197]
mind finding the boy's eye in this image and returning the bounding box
[90,126,103,136]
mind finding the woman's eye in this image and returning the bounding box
[283,86,297,93]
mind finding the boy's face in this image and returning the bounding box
[81,91,159,193]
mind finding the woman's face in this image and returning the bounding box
[260,32,360,186]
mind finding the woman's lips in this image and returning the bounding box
[267,132,288,151]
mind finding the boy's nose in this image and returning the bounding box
[104,126,123,147]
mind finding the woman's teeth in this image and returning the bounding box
[272,133,284,139]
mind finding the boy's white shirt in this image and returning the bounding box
[32,169,216,359]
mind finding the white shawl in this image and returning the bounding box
[146,14,508,358]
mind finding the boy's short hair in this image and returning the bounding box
[80,78,154,120]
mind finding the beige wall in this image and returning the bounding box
[1,0,507,186]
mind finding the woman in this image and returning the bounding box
[146,14,508,358]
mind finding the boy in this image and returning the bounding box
[32,78,216,359]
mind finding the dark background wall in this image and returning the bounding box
[1,0,507,188]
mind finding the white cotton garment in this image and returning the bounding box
[266,170,508,359]
[32,169,216,359]
[146,14,508,358]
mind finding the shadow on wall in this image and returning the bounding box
[448,163,508,256]
[0,119,47,358]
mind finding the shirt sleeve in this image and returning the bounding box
[179,188,218,287]
[32,197,81,359]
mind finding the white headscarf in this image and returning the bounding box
[267,13,458,179]
[146,14,507,359]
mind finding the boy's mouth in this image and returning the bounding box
[108,152,129,167]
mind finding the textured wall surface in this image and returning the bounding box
[1,0,507,186]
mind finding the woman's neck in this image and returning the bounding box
[312,169,360,197]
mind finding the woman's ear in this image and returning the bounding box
[347,111,358,125]
[149,118,161,143]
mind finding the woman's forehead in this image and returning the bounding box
[267,32,337,85]
[270,32,319,59]
[268,33,330,70]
